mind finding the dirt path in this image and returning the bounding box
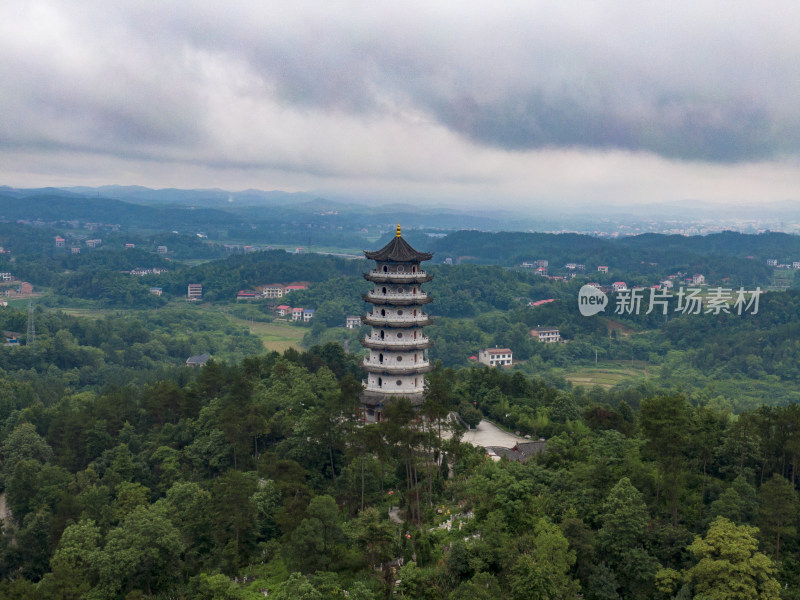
[0,493,10,522]
[445,415,527,448]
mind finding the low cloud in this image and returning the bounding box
[1,1,800,204]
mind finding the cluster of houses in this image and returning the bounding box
[274,305,315,322]
[56,235,103,252]
[129,267,168,276]
[0,273,34,297]
[55,235,174,256]
[236,283,309,300]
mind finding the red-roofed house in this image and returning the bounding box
[291,307,304,321]
[612,281,627,291]
[528,298,556,307]
[276,305,291,317]
[478,347,513,367]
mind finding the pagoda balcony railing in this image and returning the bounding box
[364,270,433,284]
[361,336,433,351]
[362,359,433,375]
[362,291,433,306]
[362,313,434,327]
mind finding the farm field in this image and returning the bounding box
[556,360,650,389]
[223,315,306,352]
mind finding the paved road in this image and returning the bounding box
[448,417,527,449]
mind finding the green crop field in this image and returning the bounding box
[556,361,650,389]
[224,315,306,352]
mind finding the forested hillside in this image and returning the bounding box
[1,345,800,598]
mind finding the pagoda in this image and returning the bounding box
[360,225,434,422]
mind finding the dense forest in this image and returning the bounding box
[1,343,800,599]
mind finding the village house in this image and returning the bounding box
[150,287,163,296]
[345,315,361,329]
[530,327,561,343]
[291,307,304,321]
[485,440,547,462]
[54,236,65,247]
[187,284,202,300]
[236,291,257,300]
[478,347,513,367]
[597,265,608,273]
[275,305,291,317]
[261,284,285,298]
[157,245,167,254]
[303,308,315,322]
[612,281,628,292]
[692,274,706,285]
[186,353,210,367]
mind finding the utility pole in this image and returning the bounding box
[26,300,35,347]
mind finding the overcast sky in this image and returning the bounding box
[2,1,800,209]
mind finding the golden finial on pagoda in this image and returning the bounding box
[396,223,402,237]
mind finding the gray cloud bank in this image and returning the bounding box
[2,1,800,203]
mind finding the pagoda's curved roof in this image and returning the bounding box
[364,235,432,262]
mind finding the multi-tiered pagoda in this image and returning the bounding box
[360,225,434,422]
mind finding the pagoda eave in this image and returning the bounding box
[361,293,433,306]
[362,315,434,328]
[362,362,434,375]
[361,390,425,407]
[364,272,434,284]
[360,338,434,351]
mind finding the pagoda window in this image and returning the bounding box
[378,377,382,387]
[383,265,388,272]
[382,287,387,294]
[381,309,386,316]
[379,353,384,363]
[397,265,404,272]
[412,265,417,273]
[380,330,385,339]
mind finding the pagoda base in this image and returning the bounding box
[360,390,425,423]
